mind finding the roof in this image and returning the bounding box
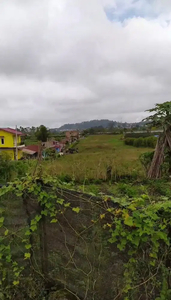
[22,149,36,155]
[24,145,40,153]
[0,128,24,136]
[48,144,63,149]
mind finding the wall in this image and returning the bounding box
[0,130,21,147]
[18,149,23,160]
[0,130,22,160]
[0,149,15,159]
[0,130,14,147]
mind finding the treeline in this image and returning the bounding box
[125,136,157,148]
[83,126,127,135]
[57,119,145,131]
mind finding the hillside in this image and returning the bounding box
[52,119,144,131]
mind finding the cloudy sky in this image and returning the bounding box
[0,0,171,127]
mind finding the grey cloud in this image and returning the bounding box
[0,0,170,127]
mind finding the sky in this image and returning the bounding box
[0,0,171,127]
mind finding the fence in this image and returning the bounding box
[0,181,166,300]
[0,183,125,300]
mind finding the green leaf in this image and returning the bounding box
[41,210,48,216]
[57,199,64,205]
[150,260,156,266]
[6,255,11,263]
[25,230,31,236]
[24,253,31,260]
[4,230,8,236]
[31,219,37,226]
[0,217,4,226]
[50,219,58,223]
[72,207,80,214]
[46,202,52,209]
[35,215,42,222]
[25,244,31,250]
[13,281,19,286]
[124,216,134,227]
[30,225,37,232]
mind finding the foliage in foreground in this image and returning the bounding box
[0,176,171,299]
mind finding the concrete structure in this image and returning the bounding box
[65,131,80,143]
[0,128,25,160]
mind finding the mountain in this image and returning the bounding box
[51,119,144,132]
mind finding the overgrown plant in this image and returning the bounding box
[1,176,171,299]
[143,101,171,178]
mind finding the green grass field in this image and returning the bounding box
[42,135,152,181]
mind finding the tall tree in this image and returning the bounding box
[143,101,171,178]
[144,102,171,130]
[36,125,50,142]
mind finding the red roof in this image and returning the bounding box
[24,145,40,153]
[0,128,24,136]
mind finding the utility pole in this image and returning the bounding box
[15,125,18,161]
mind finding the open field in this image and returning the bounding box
[42,134,152,181]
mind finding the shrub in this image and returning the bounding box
[139,151,154,173]
[125,137,157,148]
[116,183,138,198]
[124,138,134,146]
[13,161,29,178]
[0,153,14,183]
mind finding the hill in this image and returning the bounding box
[52,119,144,132]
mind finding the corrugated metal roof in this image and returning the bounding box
[22,149,36,155]
[24,145,40,152]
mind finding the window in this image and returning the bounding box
[1,137,4,145]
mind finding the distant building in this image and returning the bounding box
[65,131,80,143]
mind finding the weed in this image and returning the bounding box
[116,183,139,198]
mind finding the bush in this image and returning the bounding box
[116,183,138,198]
[13,161,29,178]
[0,153,14,183]
[124,138,134,146]
[125,137,157,148]
[139,151,154,173]
[44,148,57,160]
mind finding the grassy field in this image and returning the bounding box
[42,135,152,182]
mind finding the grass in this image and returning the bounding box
[41,135,152,182]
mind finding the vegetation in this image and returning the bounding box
[144,101,171,178]
[35,125,50,142]
[125,131,161,138]
[40,134,151,182]
[0,152,30,184]
[55,119,144,131]
[2,104,171,299]
[125,136,157,148]
[1,175,171,299]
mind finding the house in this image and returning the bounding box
[65,131,80,143]
[22,145,41,159]
[42,140,64,153]
[42,140,61,149]
[0,128,25,160]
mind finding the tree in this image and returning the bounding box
[143,101,171,178]
[36,125,50,142]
